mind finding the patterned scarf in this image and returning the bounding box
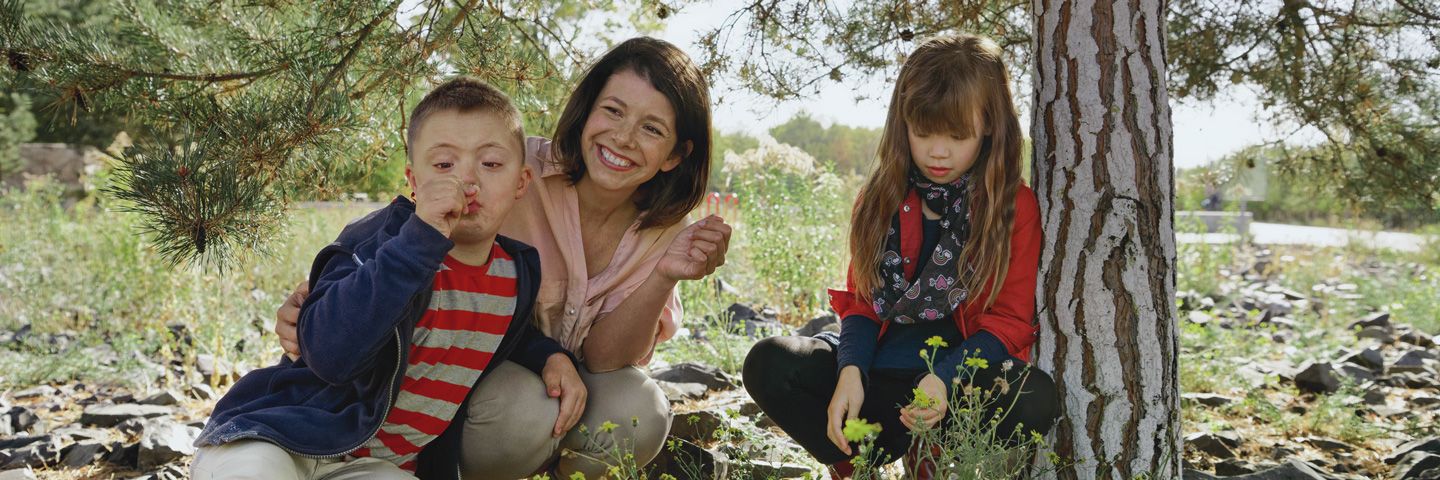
[870,168,974,324]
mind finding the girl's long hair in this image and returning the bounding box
[849,34,1023,309]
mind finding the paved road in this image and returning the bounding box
[1178,222,1433,252]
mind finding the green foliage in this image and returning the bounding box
[768,112,882,175]
[0,91,35,176]
[714,138,852,316]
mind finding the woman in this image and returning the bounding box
[274,37,729,479]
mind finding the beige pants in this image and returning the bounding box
[461,361,672,480]
[191,440,416,480]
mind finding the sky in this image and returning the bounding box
[654,1,1304,170]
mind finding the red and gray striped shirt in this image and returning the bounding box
[353,244,517,471]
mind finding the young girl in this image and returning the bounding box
[744,34,1059,478]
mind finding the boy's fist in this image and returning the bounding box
[414,176,475,238]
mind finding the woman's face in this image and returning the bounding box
[578,69,686,197]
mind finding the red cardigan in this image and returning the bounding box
[828,185,1042,362]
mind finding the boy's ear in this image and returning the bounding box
[661,140,693,173]
[404,164,417,196]
[515,165,533,199]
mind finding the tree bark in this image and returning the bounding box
[1030,0,1180,478]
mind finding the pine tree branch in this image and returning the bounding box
[307,0,404,115]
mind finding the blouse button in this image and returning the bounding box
[567,307,576,315]
[903,205,911,212]
[903,258,911,264]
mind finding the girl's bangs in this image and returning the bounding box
[902,75,983,139]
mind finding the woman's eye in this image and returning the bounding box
[644,125,664,136]
[604,106,621,116]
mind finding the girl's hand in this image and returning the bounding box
[900,373,949,431]
[655,215,731,282]
[826,365,865,456]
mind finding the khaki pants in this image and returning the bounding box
[461,361,672,480]
[191,440,416,480]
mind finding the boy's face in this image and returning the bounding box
[406,109,530,246]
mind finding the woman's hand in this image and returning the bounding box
[276,281,308,361]
[655,215,731,282]
[542,353,588,438]
[900,373,949,431]
[826,365,865,456]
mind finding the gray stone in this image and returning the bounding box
[1393,350,1439,374]
[647,438,729,480]
[1348,311,1391,331]
[0,468,37,480]
[1294,362,1341,394]
[652,363,736,391]
[726,303,758,322]
[1216,458,1259,476]
[1182,393,1238,407]
[748,460,812,479]
[1339,348,1384,371]
[6,407,43,434]
[187,383,218,401]
[669,410,726,443]
[1413,395,1440,408]
[1387,437,1440,465]
[1358,326,1395,343]
[1,437,59,469]
[1399,329,1436,348]
[1212,459,1333,479]
[0,435,45,451]
[139,390,183,406]
[1363,388,1388,405]
[1395,452,1440,480]
[60,440,108,468]
[102,441,138,468]
[657,381,708,403]
[1186,432,1240,459]
[796,314,839,337]
[137,419,199,469]
[1336,364,1376,383]
[80,404,173,427]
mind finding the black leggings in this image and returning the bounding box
[742,335,1059,465]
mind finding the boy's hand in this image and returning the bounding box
[276,281,308,360]
[900,373,949,431]
[542,353,587,438]
[655,215,731,282]
[826,365,865,456]
[414,176,475,237]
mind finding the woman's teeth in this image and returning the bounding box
[601,147,634,168]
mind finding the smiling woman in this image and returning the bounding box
[272,37,730,480]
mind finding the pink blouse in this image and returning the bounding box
[499,137,685,365]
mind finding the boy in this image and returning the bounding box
[192,78,584,480]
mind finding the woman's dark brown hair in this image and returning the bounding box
[550,37,712,230]
[850,34,1024,309]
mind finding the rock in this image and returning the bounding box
[657,381,708,403]
[726,303,758,322]
[102,441,138,468]
[48,426,111,443]
[1,436,60,469]
[1395,452,1440,479]
[1348,311,1391,331]
[1183,469,1219,480]
[1399,329,1436,348]
[60,440,108,468]
[0,435,46,450]
[80,404,174,427]
[1336,364,1375,383]
[10,386,54,401]
[1186,432,1240,459]
[1222,459,1333,479]
[652,363,737,391]
[187,384,218,401]
[1215,458,1259,476]
[6,407,44,434]
[1363,388,1388,405]
[137,419,199,469]
[1392,350,1439,375]
[739,401,761,417]
[135,463,188,480]
[0,469,37,480]
[669,410,726,443]
[796,314,839,337]
[116,417,148,436]
[1387,437,1440,464]
[1302,436,1356,453]
[1188,311,1213,325]
[1358,325,1395,343]
[1294,362,1341,394]
[1182,393,1238,407]
[139,390,183,406]
[1413,395,1440,408]
[1339,348,1384,371]
[748,460,812,479]
[647,438,729,480]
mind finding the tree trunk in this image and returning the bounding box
[1029,0,1180,478]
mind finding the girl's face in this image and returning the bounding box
[578,69,685,196]
[907,124,983,184]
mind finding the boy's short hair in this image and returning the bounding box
[407,77,525,161]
